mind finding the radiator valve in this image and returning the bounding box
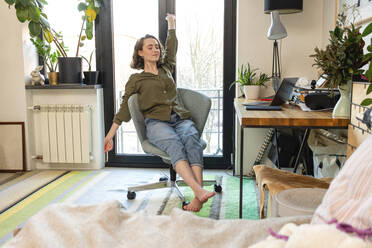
[31,155,43,160]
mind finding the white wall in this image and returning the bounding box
[237,0,326,82]
[0,3,35,122]
[0,2,38,170]
[234,0,337,175]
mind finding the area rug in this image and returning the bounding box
[0,170,67,214]
[0,173,22,186]
[0,170,259,246]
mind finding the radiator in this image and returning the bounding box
[35,104,92,164]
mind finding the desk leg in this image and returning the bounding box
[274,128,281,169]
[239,126,243,219]
[293,128,310,173]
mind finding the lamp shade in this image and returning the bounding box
[264,0,303,14]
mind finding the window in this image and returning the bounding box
[98,0,236,168]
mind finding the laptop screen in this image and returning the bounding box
[270,77,298,106]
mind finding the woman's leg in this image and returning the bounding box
[174,160,214,211]
[146,117,212,211]
[174,118,215,206]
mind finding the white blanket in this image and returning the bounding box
[4,200,311,248]
[250,223,372,248]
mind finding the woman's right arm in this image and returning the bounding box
[104,123,119,152]
[104,76,137,152]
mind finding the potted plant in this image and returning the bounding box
[30,37,61,85]
[310,8,372,118]
[230,63,270,100]
[82,50,99,84]
[57,0,102,84]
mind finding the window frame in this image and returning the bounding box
[97,0,236,169]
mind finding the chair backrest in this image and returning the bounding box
[128,88,211,146]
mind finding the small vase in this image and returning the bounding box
[243,85,261,100]
[332,80,351,118]
[48,72,59,86]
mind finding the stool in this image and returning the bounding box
[253,165,332,218]
[274,188,327,217]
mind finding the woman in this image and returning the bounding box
[103,14,215,212]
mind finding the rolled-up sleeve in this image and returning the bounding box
[113,78,137,125]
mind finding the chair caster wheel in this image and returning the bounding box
[159,176,168,182]
[127,191,136,200]
[214,184,222,193]
[182,201,190,210]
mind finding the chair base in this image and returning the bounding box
[127,177,222,204]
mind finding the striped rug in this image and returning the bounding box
[0,170,259,246]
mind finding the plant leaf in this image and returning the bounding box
[367,83,372,95]
[29,6,40,22]
[5,0,16,6]
[366,63,372,81]
[28,21,41,36]
[16,8,28,22]
[39,15,50,28]
[362,22,372,37]
[78,2,88,11]
[361,98,372,106]
[43,29,53,43]
[85,21,93,40]
[18,0,30,7]
[36,0,48,5]
[85,7,96,22]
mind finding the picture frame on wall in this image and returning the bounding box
[337,0,372,26]
[0,122,26,172]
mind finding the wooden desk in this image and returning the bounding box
[234,98,349,218]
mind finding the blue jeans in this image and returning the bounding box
[145,113,203,168]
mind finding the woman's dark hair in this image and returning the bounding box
[130,34,164,69]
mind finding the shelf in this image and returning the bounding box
[25,84,102,90]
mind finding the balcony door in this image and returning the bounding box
[98,0,236,168]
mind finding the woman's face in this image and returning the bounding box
[138,38,160,63]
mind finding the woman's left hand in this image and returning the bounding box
[166,13,176,29]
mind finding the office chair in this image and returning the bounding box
[126,88,222,207]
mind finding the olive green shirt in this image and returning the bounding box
[113,29,191,125]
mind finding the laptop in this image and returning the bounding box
[244,77,297,111]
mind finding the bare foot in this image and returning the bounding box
[196,189,215,203]
[183,198,202,212]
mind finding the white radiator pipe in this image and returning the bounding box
[28,105,93,111]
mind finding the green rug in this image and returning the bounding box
[0,170,258,246]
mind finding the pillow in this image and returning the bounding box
[311,133,372,229]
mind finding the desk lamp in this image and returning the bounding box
[264,0,303,92]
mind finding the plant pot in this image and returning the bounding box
[58,57,82,84]
[243,85,261,100]
[48,72,59,86]
[83,71,100,85]
[332,80,351,118]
